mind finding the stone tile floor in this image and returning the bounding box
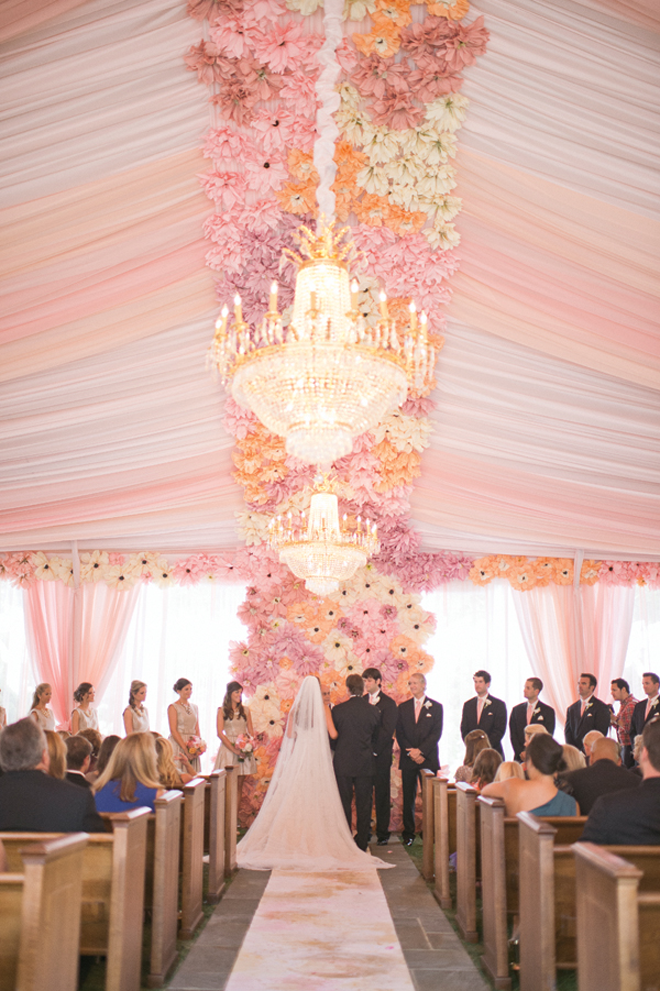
[168,837,489,991]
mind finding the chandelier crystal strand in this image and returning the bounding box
[312,0,344,225]
[268,480,379,596]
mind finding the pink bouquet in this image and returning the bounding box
[235,734,254,762]
[186,736,207,758]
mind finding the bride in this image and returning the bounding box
[237,676,392,871]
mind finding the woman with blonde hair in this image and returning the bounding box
[94,733,164,812]
[155,737,192,790]
[45,730,67,779]
[30,683,56,731]
[561,744,586,772]
[71,683,99,734]
[123,680,149,735]
[494,761,525,783]
[455,729,491,783]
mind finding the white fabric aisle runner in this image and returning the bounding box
[224,869,415,991]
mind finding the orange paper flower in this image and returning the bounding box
[354,17,401,59]
[427,0,470,19]
[276,179,318,216]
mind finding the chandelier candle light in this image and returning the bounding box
[268,476,379,596]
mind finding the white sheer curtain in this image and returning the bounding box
[99,581,247,770]
[0,581,35,723]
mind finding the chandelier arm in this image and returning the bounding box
[313,0,344,226]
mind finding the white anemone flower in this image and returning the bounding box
[424,220,461,250]
[356,163,390,196]
[424,93,470,133]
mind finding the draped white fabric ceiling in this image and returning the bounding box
[1,0,658,559]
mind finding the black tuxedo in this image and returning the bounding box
[369,690,398,841]
[66,771,93,789]
[0,769,106,832]
[509,699,556,762]
[557,759,641,815]
[578,777,660,845]
[630,697,660,751]
[396,695,443,841]
[564,696,611,752]
[332,695,381,851]
[460,694,507,757]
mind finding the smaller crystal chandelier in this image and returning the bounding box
[268,477,379,596]
[208,222,436,468]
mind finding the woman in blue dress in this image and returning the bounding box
[94,732,164,813]
[481,733,578,816]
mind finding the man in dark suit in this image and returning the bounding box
[578,717,660,845]
[363,666,398,845]
[460,670,507,758]
[630,671,660,754]
[564,673,611,752]
[509,677,556,762]
[65,735,94,789]
[0,718,105,832]
[396,673,443,846]
[332,674,381,852]
[557,737,640,814]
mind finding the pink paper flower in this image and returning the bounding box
[199,170,248,210]
[184,40,225,86]
[350,55,410,100]
[443,15,489,72]
[210,16,259,59]
[244,154,288,193]
[250,23,322,73]
[370,88,425,130]
[279,70,320,114]
[187,0,245,23]
[203,125,251,164]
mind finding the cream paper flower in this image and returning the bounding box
[356,163,391,196]
[424,220,461,250]
[416,166,457,199]
[344,0,377,19]
[335,108,370,146]
[236,510,270,545]
[105,565,138,590]
[429,195,462,222]
[286,0,323,12]
[363,126,402,165]
[337,82,361,111]
[373,412,433,453]
[30,552,58,582]
[424,93,470,133]
[126,552,163,579]
[79,550,110,583]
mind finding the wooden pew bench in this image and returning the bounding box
[517,813,658,991]
[180,777,206,939]
[455,782,480,942]
[421,769,436,881]
[0,833,87,991]
[224,766,238,878]
[1,807,149,991]
[575,842,660,991]
[142,790,182,988]
[478,799,587,989]
[432,778,454,910]
[199,769,227,904]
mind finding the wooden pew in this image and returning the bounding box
[432,778,452,909]
[1,808,149,991]
[455,782,479,942]
[144,790,182,988]
[421,769,436,881]
[180,777,206,939]
[200,770,227,904]
[479,801,587,991]
[575,843,660,991]
[224,765,238,877]
[0,833,87,991]
[517,813,654,991]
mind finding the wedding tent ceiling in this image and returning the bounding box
[1,0,659,560]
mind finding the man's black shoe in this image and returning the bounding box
[377,838,389,846]
[403,836,414,847]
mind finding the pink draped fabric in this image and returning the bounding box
[23,579,139,729]
[513,582,635,732]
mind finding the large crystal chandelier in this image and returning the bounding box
[208,223,435,466]
[268,477,379,596]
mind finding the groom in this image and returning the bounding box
[332,674,381,851]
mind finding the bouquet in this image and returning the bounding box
[186,736,207,758]
[235,734,254,763]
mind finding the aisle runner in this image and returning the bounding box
[224,869,415,991]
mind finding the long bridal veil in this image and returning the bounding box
[237,676,391,870]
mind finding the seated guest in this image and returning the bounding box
[562,744,587,771]
[0,718,105,832]
[155,737,192,789]
[45,730,67,780]
[77,727,103,775]
[579,718,660,845]
[65,735,93,789]
[94,733,164,813]
[87,734,120,784]
[482,734,577,816]
[521,723,549,769]
[557,737,640,814]
[494,761,525,783]
[582,729,605,766]
[454,729,490,783]
[471,748,502,790]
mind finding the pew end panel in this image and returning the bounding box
[203,770,227,904]
[102,808,150,991]
[455,783,479,943]
[224,766,238,878]
[432,777,452,910]
[0,875,25,991]
[180,777,206,940]
[478,796,511,990]
[421,769,436,882]
[517,812,558,991]
[147,790,183,988]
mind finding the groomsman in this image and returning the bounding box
[564,673,611,752]
[509,678,556,762]
[332,674,381,852]
[363,667,398,845]
[460,670,507,757]
[630,672,660,753]
[396,673,443,846]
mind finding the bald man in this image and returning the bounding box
[557,737,641,815]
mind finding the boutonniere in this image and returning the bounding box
[423,700,432,710]
[584,701,593,711]
[533,707,541,716]
[483,698,492,708]
[651,699,659,709]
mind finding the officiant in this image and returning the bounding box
[332,674,381,852]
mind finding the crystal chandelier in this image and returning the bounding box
[208,223,436,467]
[268,477,379,596]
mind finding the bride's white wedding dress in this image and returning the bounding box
[237,676,392,871]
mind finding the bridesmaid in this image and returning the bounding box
[71,682,99,734]
[29,683,56,731]
[214,680,255,813]
[123,680,149,734]
[168,678,202,774]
